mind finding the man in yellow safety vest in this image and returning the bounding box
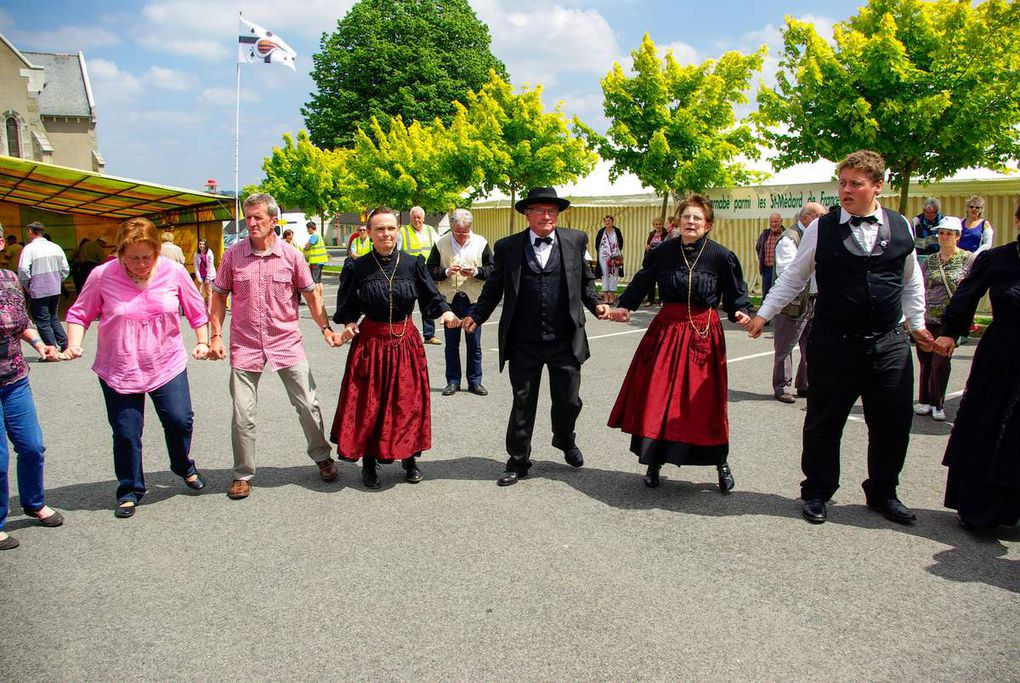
[397,206,441,344]
[303,220,329,316]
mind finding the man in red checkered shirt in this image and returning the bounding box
[208,193,341,500]
[755,212,785,297]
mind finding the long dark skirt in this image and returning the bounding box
[608,303,729,468]
[330,318,431,461]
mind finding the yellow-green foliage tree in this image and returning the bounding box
[578,34,767,222]
[253,130,357,228]
[457,71,597,232]
[755,0,1020,213]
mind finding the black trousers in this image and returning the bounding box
[801,326,913,502]
[505,337,581,471]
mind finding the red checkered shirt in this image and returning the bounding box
[763,228,783,267]
[212,237,316,372]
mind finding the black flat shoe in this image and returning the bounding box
[563,447,584,468]
[867,497,916,525]
[114,503,136,519]
[497,470,520,487]
[644,464,660,488]
[802,499,827,524]
[717,463,735,493]
[468,384,488,396]
[0,535,20,550]
[184,473,205,490]
[362,459,381,489]
[23,507,64,527]
[441,383,460,396]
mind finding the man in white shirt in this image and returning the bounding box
[18,221,70,351]
[746,150,935,526]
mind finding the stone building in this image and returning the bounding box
[0,32,104,172]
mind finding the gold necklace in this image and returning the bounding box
[371,250,407,343]
[681,239,711,337]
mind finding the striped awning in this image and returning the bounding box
[0,156,234,221]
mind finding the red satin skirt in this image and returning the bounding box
[330,318,431,461]
[608,303,729,448]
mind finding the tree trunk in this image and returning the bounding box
[509,187,517,235]
[896,162,914,216]
[660,191,670,224]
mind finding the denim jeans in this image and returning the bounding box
[422,316,436,340]
[100,369,196,503]
[28,295,67,350]
[0,378,47,530]
[444,293,482,387]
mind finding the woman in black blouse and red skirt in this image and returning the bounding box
[606,194,752,491]
[331,206,459,488]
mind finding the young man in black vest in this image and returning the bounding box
[746,150,936,525]
[463,187,609,486]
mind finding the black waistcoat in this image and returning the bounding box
[813,208,914,336]
[512,239,573,342]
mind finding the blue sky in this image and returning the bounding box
[2,1,899,196]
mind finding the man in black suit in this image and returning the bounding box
[462,187,609,486]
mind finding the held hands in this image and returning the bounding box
[207,337,227,361]
[42,345,62,361]
[192,343,209,360]
[441,311,462,329]
[745,315,767,338]
[604,307,630,323]
[911,327,936,353]
[322,328,341,348]
[595,304,611,320]
[338,322,360,345]
[734,311,752,329]
[932,335,956,358]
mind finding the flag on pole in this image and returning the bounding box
[238,16,296,70]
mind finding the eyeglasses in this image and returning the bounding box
[967,205,981,209]
[526,208,559,216]
[679,214,706,223]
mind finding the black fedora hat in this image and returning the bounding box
[514,187,570,214]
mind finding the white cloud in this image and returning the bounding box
[144,66,198,91]
[86,58,144,101]
[474,1,623,87]
[663,41,700,67]
[0,10,121,53]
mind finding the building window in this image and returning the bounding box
[5,116,21,157]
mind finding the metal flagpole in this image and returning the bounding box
[233,60,241,239]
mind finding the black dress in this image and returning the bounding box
[608,237,751,468]
[330,250,450,461]
[940,239,1020,527]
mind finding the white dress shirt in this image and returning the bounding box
[529,229,556,268]
[774,224,817,294]
[758,205,926,330]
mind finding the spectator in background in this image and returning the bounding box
[959,195,994,255]
[160,232,186,265]
[398,207,441,344]
[193,238,216,309]
[349,224,371,261]
[644,217,668,306]
[754,213,785,297]
[595,215,624,305]
[1,234,23,271]
[17,222,69,352]
[912,197,942,256]
[303,221,329,318]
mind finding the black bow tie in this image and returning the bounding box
[533,236,553,247]
[849,215,879,227]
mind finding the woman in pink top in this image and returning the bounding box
[193,238,216,308]
[64,218,210,518]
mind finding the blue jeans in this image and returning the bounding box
[761,265,775,298]
[0,378,47,530]
[100,369,196,504]
[422,316,436,340]
[444,293,482,387]
[29,295,67,350]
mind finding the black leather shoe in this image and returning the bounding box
[114,503,136,519]
[362,459,381,489]
[468,384,488,396]
[0,535,19,550]
[441,383,460,396]
[497,470,520,486]
[402,458,423,484]
[644,464,660,488]
[184,473,205,490]
[802,499,827,524]
[563,447,584,468]
[717,463,735,493]
[867,497,917,524]
[23,507,64,527]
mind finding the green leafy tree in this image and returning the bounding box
[253,130,357,228]
[755,0,1020,214]
[347,115,475,213]
[457,71,597,232]
[578,34,767,222]
[303,0,507,149]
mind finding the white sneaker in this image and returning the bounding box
[932,407,946,421]
[914,403,932,416]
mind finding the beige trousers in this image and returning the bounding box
[229,360,332,480]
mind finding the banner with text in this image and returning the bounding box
[706,182,840,220]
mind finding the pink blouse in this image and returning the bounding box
[66,258,209,394]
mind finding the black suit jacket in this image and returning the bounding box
[470,227,601,371]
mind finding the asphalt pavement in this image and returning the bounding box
[2,275,1017,681]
